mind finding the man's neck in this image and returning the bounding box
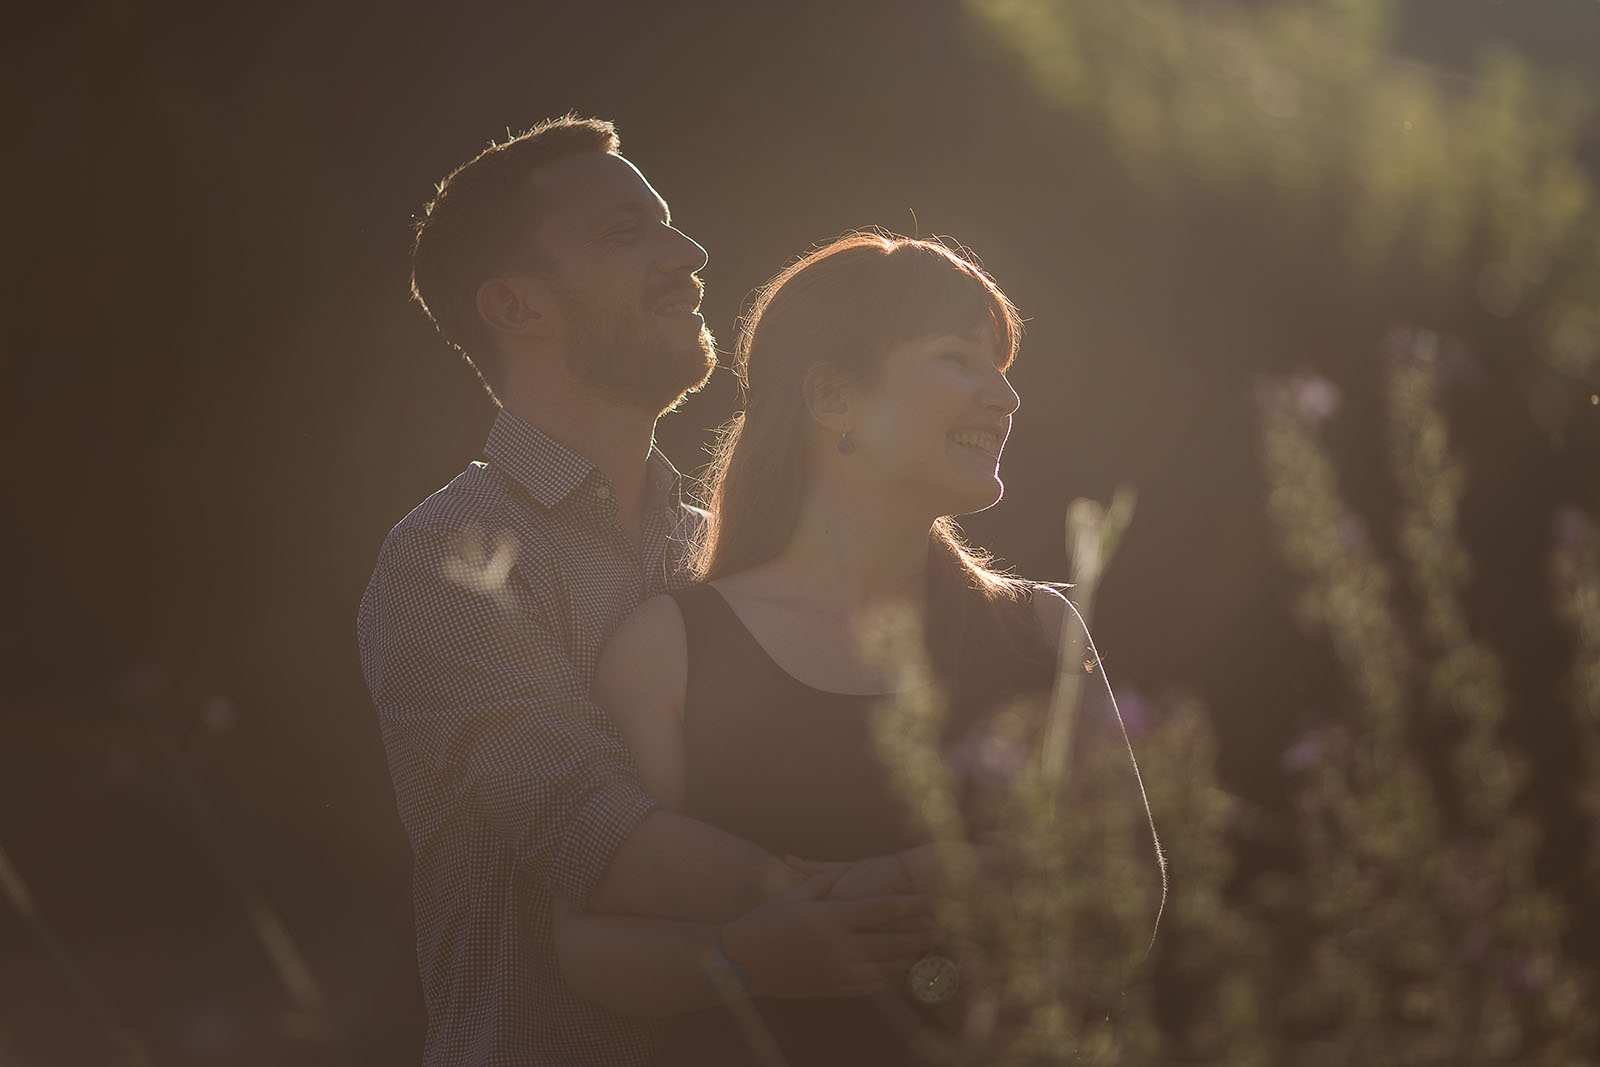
[499,377,658,544]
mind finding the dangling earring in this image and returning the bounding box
[837,429,855,455]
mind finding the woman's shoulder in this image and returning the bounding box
[610,591,690,649]
[596,592,691,685]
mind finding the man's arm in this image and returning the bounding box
[361,522,790,911]
[552,874,942,1017]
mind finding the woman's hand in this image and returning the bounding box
[720,868,944,997]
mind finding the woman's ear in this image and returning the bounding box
[476,276,554,340]
[800,361,855,434]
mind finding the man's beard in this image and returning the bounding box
[553,282,717,414]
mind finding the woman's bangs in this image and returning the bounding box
[880,248,1019,368]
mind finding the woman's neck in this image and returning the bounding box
[768,476,933,611]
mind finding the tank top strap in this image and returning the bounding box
[667,582,776,694]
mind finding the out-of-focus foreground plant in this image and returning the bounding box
[864,329,1600,1062]
[1553,508,1600,889]
[862,336,1599,1064]
[1253,332,1597,1064]
[864,493,1238,1066]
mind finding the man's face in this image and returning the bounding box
[524,152,716,414]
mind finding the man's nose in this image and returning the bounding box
[661,226,709,274]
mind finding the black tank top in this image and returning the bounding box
[653,582,1056,1066]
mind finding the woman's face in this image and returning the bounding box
[847,326,1021,517]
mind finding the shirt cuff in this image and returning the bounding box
[547,777,661,904]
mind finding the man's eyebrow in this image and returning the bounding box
[598,198,672,225]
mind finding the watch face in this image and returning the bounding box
[907,953,960,1005]
[704,960,748,1001]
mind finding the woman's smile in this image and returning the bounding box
[948,426,1006,459]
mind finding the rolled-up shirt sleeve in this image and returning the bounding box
[360,521,659,904]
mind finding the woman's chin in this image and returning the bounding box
[946,477,1005,516]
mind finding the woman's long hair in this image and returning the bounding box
[693,231,1052,696]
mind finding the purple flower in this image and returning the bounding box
[1106,687,1153,739]
[1338,516,1370,553]
[945,724,1027,785]
[1282,729,1328,772]
[1291,375,1341,422]
[1551,506,1591,550]
[1503,956,1548,996]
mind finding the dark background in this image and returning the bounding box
[4,1,1599,1064]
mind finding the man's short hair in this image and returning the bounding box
[410,115,620,401]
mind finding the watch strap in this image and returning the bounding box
[700,923,751,1001]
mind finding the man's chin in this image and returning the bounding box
[566,327,717,413]
[654,346,717,414]
[593,351,716,415]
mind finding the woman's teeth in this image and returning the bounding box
[950,429,1001,456]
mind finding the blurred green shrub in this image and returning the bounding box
[968,0,1600,429]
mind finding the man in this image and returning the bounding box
[358,116,936,1066]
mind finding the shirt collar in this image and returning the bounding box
[483,408,685,512]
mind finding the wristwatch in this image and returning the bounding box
[907,953,960,1005]
[700,925,751,1001]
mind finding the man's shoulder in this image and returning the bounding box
[372,461,546,573]
[383,462,520,541]
[399,460,505,528]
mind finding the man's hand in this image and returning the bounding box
[788,840,1002,899]
[784,852,911,900]
[719,868,943,998]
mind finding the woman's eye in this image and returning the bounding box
[941,350,967,364]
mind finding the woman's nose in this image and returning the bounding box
[983,368,1020,416]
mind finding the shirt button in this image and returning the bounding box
[594,484,612,501]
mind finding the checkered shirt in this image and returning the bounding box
[358,409,703,1066]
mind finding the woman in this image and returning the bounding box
[562,232,1094,1063]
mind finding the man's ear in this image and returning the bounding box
[800,361,855,435]
[475,276,553,340]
